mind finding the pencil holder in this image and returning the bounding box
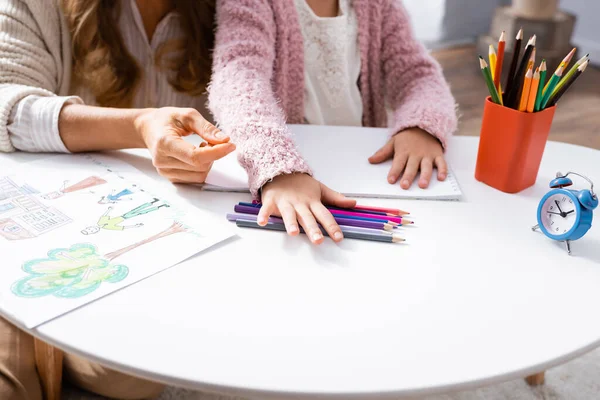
[475,97,556,194]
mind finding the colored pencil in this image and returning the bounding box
[527,67,540,113]
[547,60,588,108]
[540,65,564,109]
[227,213,394,236]
[235,219,406,243]
[327,206,401,217]
[534,60,547,112]
[552,53,588,97]
[519,67,533,112]
[544,47,577,93]
[494,31,505,92]
[504,28,523,98]
[236,203,410,225]
[352,205,409,216]
[251,201,410,216]
[479,56,501,104]
[506,35,536,108]
[489,45,497,79]
[527,47,536,72]
[233,205,394,231]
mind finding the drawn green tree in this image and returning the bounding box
[11,221,189,299]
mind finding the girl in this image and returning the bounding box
[209,0,458,246]
[0,0,226,398]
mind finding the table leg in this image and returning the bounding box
[525,371,545,386]
[34,338,64,400]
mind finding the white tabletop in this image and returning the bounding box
[3,135,600,399]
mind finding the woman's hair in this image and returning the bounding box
[61,0,215,107]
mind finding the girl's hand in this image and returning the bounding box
[258,174,357,245]
[135,107,236,183]
[368,128,446,189]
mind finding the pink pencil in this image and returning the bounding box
[326,209,411,224]
[353,205,410,216]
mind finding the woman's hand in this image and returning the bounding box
[368,128,446,189]
[258,173,356,245]
[135,107,236,183]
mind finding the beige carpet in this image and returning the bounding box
[62,347,600,400]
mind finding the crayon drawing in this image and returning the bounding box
[0,195,71,241]
[82,198,170,234]
[12,221,190,299]
[98,188,135,204]
[0,177,38,200]
[42,176,107,200]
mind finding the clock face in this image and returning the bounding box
[540,193,579,236]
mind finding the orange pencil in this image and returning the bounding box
[527,67,540,112]
[494,31,505,91]
[527,48,536,72]
[519,67,533,112]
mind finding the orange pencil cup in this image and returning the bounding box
[475,97,556,194]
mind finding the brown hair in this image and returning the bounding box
[61,0,215,107]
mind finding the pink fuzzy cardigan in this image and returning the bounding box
[208,0,458,196]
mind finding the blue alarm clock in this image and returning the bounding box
[532,171,598,254]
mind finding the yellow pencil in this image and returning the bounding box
[519,67,533,112]
[527,67,540,113]
[544,47,577,93]
[489,45,497,80]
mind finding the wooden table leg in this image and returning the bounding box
[34,338,64,400]
[525,371,545,386]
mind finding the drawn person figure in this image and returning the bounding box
[81,198,169,234]
[43,176,107,200]
[98,188,134,204]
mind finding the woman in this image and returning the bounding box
[0,0,227,398]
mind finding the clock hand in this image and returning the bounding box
[555,200,564,214]
[565,210,575,215]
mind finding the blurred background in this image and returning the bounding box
[403,0,599,149]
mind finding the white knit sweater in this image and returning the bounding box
[0,0,211,153]
[0,0,72,152]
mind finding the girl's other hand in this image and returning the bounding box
[368,128,446,189]
[258,174,357,245]
[135,107,236,183]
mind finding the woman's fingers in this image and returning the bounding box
[295,204,324,245]
[153,156,210,172]
[435,156,448,181]
[174,109,230,145]
[400,156,422,189]
[161,137,235,167]
[157,168,209,184]
[418,157,434,189]
[310,202,343,242]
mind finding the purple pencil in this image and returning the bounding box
[227,213,393,236]
[232,205,394,231]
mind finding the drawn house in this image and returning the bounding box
[0,195,71,241]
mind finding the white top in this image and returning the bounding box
[295,0,363,126]
[4,131,600,399]
[5,0,210,153]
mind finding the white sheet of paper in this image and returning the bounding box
[0,154,235,328]
[205,124,462,200]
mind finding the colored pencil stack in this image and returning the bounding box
[227,202,412,244]
[479,29,590,112]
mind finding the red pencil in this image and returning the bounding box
[494,31,505,92]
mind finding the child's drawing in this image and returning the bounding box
[98,188,134,204]
[0,195,71,241]
[11,221,190,299]
[42,176,107,200]
[81,198,170,235]
[0,177,38,200]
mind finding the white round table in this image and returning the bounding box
[9,136,600,399]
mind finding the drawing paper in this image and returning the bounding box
[0,154,235,328]
[204,124,462,200]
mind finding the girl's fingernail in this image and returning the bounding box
[402,180,410,187]
[215,130,225,139]
[333,231,343,240]
[388,176,396,183]
[288,224,298,233]
[312,233,322,241]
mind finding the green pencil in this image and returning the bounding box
[479,56,501,104]
[534,60,547,112]
[551,53,588,98]
[540,65,564,110]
